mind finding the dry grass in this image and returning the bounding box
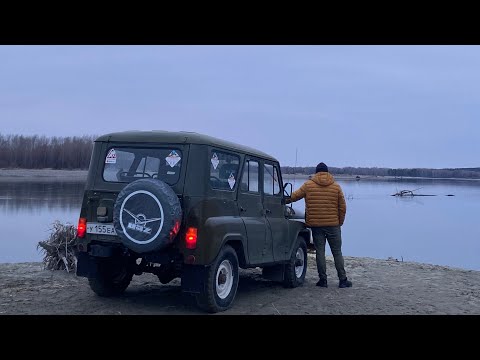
[37,221,77,272]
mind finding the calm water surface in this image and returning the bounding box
[1,177,479,270]
[289,177,480,271]
[0,181,84,263]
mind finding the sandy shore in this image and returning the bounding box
[1,254,479,315]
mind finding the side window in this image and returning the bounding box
[264,163,281,196]
[240,160,259,193]
[210,150,240,191]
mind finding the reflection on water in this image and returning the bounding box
[1,177,480,270]
[0,181,84,213]
[0,181,84,263]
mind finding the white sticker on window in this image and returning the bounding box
[211,152,219,170]
[105,149,117,164]
[228,172,236,189]
[165,150,181,168]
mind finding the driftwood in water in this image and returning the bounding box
[392,190,415,197]
[391,187,436,197]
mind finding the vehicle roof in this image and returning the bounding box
[95,130,278,162]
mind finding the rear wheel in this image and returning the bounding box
[196,245,239,313]
[88,258,133,297]
[283,237,307,288]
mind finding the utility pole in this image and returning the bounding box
[293,147,298,188]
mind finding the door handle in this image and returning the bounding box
[265,209,272,214]
[240,207,246,212]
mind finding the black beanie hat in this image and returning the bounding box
[316,162,328,173]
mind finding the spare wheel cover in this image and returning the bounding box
[113,178,182,253]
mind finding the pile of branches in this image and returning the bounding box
[37,221,77,272]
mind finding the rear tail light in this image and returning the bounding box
[77,217,87,238]
[169,220,181,240]
[185,227,197,249]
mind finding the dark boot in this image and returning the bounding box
[339,278,352,288]
[316,278,328,287]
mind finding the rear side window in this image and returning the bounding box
[103,147,182,185]
[210,150,240,191]
[240,160,259,193]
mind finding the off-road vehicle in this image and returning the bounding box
[76,131,310,312]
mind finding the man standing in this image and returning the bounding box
[286,162,352,288]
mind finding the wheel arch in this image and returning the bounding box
[224,238,247,268]
[286,220,311,257]
[196,216,248,266]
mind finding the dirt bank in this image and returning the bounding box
[1,254,479,315]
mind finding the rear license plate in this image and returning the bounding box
[86,223,117,236]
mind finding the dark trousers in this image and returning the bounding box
[311,226,347,281]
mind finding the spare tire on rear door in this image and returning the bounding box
[113,178,182,253]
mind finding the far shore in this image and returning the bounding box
[1,168,480,183]
[282,173,480,182]
[0,168,88,182]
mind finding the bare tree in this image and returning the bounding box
[0,133,96,169]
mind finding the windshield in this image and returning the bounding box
[102,147,182,185]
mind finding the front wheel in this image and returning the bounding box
[283,237,307,288]
[196,245,239,313]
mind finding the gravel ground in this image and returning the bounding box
[1,254,479,315]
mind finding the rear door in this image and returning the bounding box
[87,142,187,241]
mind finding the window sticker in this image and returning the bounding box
[211,152,219,169]
[105,149,117,164]
[228,172,236,189]
[165,150,181,168]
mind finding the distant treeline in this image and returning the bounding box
[281,166,480,179]
[1,133,479,179]
[0,134,95,169]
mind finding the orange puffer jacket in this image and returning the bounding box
[287,172,346,227]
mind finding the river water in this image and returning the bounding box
[1,177,478,270]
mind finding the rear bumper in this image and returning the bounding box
[75,243,182,278]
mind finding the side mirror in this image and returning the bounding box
[283,182,294,210]
[283,182,293,197]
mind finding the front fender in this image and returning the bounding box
[286,219,310,256]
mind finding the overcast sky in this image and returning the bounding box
[1,45,479,169]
